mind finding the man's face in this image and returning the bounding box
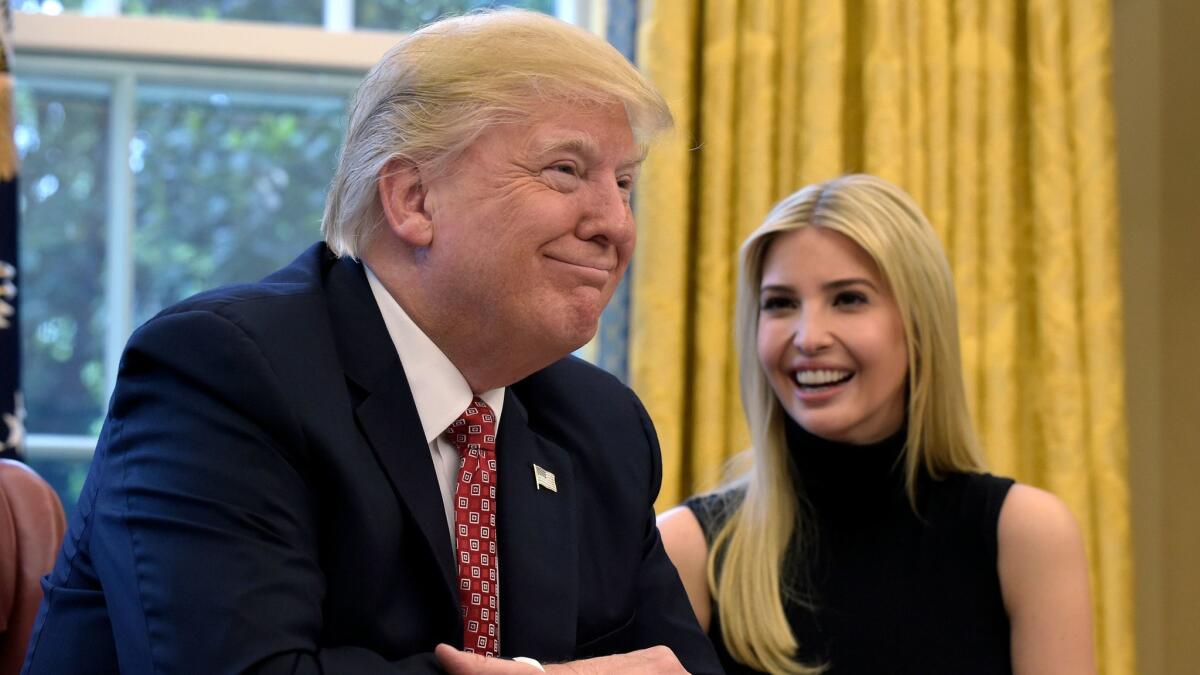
[418,102,640,365]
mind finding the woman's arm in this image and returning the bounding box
[657,507,713,632]
[998,484,1096,674]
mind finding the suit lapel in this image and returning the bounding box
[495,390,578,659]
[323,255,458,612]
[354,376,458,603]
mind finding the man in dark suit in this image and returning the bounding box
[22,9,720,675]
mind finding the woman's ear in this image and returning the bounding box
[378,158,434,248]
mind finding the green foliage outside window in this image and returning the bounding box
[355,0,553,31]
[15,85,109,436]
[15,81,348,437]
[12,0,86,12]
[122,0,323,25]
[131,88,345,329]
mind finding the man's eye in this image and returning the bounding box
[550,164,578,176]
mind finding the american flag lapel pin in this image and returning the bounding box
[532,464,557,493]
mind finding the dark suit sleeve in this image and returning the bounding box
[624,397,723,675]
[73,309,439,674]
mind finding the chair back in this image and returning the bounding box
[0,460,66,675]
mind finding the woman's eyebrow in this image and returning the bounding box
[823,278,878,292]
[759,283,794,294]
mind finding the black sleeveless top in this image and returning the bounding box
[686,420,1014,674]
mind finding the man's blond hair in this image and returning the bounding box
[322,9,672,258]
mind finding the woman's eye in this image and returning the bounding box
[833,291,868,307]
[760,296,795,311]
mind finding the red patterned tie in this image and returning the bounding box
[445,399,500,657]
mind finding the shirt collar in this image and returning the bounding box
[364,265,505,444]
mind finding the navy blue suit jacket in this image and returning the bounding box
[23,244,720,674]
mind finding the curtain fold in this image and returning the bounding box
[0,10,24,461]
[633,1,1132,672]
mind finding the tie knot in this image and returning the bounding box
[445,398,497,457]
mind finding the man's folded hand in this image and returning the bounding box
[434,643,689,675]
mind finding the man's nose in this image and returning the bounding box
[794,309,834,355]
[577,178,634,245]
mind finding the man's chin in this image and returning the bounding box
[550,312,603,356]
[519,293,608,357]
[562,321,602,355]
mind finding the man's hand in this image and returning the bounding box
[434,644,689,675]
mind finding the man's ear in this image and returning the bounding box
[378,158,434,248]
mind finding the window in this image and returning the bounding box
[12,0,605,512]
[14,0,574,31]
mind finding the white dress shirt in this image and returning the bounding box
[364,266,505,539]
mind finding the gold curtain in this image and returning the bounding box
[632,1,1132,672]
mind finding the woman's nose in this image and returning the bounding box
[793,309,833,355]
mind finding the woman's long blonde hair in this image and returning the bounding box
[709,174,985,673]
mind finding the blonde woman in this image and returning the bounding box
[658,174,1095,674]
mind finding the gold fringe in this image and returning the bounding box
[0,19,16,181]
[0,72,16,182]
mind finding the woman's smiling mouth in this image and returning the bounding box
[793,369,854,388]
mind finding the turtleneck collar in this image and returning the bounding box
[784,416,909,519]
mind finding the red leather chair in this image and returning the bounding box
[0,460,66,675]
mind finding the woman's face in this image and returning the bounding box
[757,226,908,445]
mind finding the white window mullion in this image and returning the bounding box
[324,0,354,32]
[25,434,101,459]
[104,72,136,401]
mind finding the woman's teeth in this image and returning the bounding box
[794,369,852,387]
